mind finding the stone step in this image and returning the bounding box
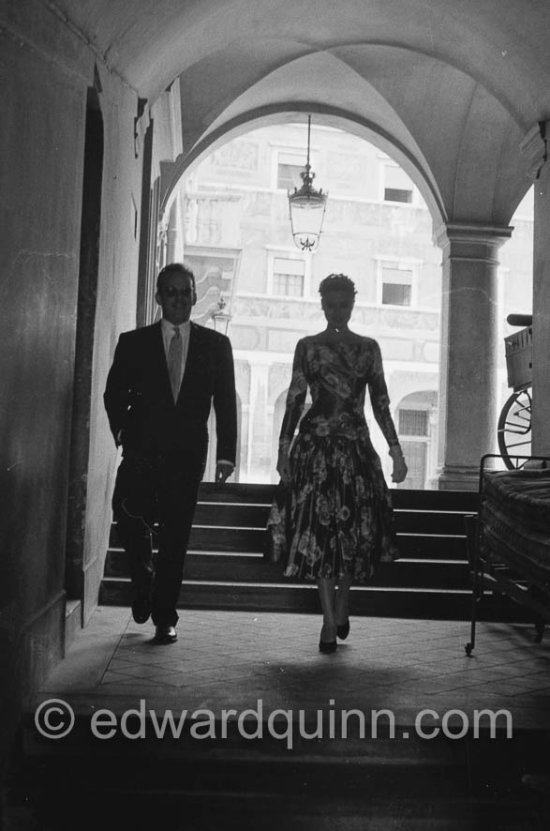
[189,502,474,535]
[104,549,470,588]
[7,786,543,831]
[98,577,529,622]
[108,526,469,557]
[197,483,478,513]
[10,719,547,830]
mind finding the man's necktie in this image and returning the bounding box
[167,326,183,402]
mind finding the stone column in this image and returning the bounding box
[528,122,550,456]
[435,223,512,490]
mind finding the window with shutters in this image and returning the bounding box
[382,162,414,204]
[394,395,437,490]
[276,151,305,191]
[399,440,428,490]
[381,263,413,307]
[270,256,305,297]
[398,408,429,436]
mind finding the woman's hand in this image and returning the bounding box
[277,448,292,485]
[389,445,408,484]
[215,461,234,484]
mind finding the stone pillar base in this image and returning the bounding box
[437,465,480,492]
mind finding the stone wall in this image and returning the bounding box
[0,1,155,769]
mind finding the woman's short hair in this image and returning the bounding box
[318,274,357,298]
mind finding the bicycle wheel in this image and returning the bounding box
[497,389,532,469]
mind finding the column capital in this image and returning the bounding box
[434,223,513,264]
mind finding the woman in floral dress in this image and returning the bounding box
[268,274,408,652]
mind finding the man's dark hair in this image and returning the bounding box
[318,273,357,298]
[156,262,196,293]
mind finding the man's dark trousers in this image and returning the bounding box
[113,452,202,626]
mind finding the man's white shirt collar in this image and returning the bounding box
[161,318,191,337]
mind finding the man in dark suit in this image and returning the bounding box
[104,263,237,643]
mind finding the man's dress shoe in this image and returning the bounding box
[131,598,151,624]
[154,625,177,644]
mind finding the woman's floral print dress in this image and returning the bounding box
[267,335,400,583]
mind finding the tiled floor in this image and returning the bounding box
[34,606,550,729]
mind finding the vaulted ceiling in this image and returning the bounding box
[54,0,550,226]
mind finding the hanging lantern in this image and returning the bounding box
[288,115,328,252]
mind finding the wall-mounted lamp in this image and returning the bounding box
[210,296,232,334]
[288,115,328,252]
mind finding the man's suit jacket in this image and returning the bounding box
[104,321,237,471]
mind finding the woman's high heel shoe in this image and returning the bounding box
[336,620,350,640]
[319,622,337,653]
[319,638,337,654]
